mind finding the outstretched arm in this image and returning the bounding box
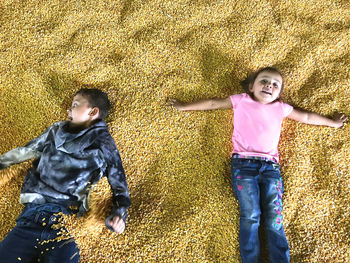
[0,124,57,170]
[169,97,232,111]
[287,109,347,128]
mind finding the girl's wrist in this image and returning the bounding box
[175,104,185,111]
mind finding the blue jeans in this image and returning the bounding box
[0,203,79,263]
[231,158,289,263]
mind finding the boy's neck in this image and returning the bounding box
[67,120,99,133]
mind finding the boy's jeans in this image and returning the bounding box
[231,157,289,263]
[0,203,79,263]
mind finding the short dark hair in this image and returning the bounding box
[75,88,111,120]
[240,67,284,98]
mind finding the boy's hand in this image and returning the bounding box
[107,216,125,234]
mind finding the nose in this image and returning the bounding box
[265,82,272,89]
[67,109,72,119]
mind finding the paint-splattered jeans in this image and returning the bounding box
[231,157,289,263]
[0,203,79,263]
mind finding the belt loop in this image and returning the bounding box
[34,212,42,224]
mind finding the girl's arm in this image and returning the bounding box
[169,97,232,111]
[287,109,347,128]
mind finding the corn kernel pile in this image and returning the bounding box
[0,0,349,262]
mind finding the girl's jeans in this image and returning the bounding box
[231,157,289,263]
[0,203,79,263]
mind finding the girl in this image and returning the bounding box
[169,67,347,263]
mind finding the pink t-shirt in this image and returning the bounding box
[230,93,293,162]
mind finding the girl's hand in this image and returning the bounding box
[333,114,348,128]
[168,99,184,111]
[108,216,126,234]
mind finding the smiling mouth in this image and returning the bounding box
[262,91,272,95]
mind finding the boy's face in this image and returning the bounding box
[68,94,96,124]
[249,71,283,104]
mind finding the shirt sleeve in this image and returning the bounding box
[230,94,244,109]
[281,102,294,117]
[99,133,131,227]
[0,124,56,170]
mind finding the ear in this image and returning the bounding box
[89,107,100,119]
[248,83,253,92]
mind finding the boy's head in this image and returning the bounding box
[74,88,111,120]
[68,88,111,125]
[241,67,284,104]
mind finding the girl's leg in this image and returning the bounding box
[231,158,262,263]
[260,163,289,263]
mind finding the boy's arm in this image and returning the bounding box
[169,97,232,111]
[287,109,347,128]
[0,124,55,170]
[101,137,131,233]
[0,147,40,170]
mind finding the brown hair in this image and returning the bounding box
[75,88,111,120]
[240,67,284,99]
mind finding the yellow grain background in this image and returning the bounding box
[0,0,349,262]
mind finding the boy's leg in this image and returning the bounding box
[0,204,80,263]
[231,158,262,263]
[35,207,80,263]
[40,238,79,263]
[260,162,289,263]
[0,217,42,262]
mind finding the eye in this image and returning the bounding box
[273,83,280,88]
[260,79,267,84]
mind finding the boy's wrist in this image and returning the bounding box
[111,206,128,221]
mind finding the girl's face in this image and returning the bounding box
[249,71,283,104]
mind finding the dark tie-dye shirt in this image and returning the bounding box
[0,120,130,221]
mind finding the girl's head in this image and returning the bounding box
[241,67,284,104]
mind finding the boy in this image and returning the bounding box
[0,88,131,262]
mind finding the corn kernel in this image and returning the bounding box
[0,1,349,262]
